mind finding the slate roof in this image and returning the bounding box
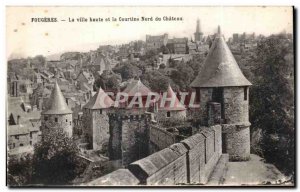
[83,87,114,109]
[190,31,252,88]
[123,79,152,97]
[158,85,186,111]
[42,81,72,115]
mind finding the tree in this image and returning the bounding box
[32,129,86,185]
[250,35,294,177]
[142,71,172,92]
[8,154,33,186]
[113,62,140,80]
[170,62,194,91]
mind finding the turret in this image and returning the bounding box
[41,81,73,137]
[190,26,252,161]
[157,84,186,122]
[82,87,114,150]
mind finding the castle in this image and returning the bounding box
[41,26,253,185]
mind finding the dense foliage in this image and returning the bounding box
[32,129,86,185]
[249,35,294,178]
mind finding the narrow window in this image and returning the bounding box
[244,87,248,101]
[66,119,68,122]
[15,135,19,140]
[30,141,32,145]
[167,111,171,118]
[44,116,48,121]
[100,109,102,115]
[70,121,72,125]
[55,117,58,122]
[13,143,15,148]
[20,143,23,147]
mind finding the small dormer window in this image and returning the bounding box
[244,87,248,101]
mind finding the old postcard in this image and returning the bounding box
[6,6,294,187]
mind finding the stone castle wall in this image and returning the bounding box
[41,113,73,137]
[87,125,222,186]
[108,109,151,166]
[149,125,176,154]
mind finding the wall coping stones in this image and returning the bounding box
[85,169,140,186]
[181,133,205,150]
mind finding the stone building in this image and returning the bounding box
[82,87,114,150]
[157,84,186,122]
[146,34,168,51]
[108,79,153,166]
[166,38,188,54]
[41,81,73,138]
[190,27,252,161]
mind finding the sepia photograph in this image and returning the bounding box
[5,6,295,187]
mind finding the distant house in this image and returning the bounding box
[146,34,168,51]
[7,96,41,153]
[167,38,188,54]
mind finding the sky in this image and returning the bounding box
[6,6,293,59]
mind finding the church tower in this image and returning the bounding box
[190,26,252,161]
[41,81,73,137]
[194,19,203,42]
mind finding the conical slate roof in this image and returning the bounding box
[190,30,252,88]
[83,87,114,109]
[159,85,186,111]
[123,79,152,97]
[42,81,72,115]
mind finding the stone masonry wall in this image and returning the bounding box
[87,125,222,186]
[121,116,149,166]
[149,125,176,154]
[222,124,250,161]
[92,109,110,150]
[42,113,73,137]
[108,109,151,166]
[156,110,187,123]
[223,87,249,124]
[199,88,213,125]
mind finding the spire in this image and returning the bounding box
[159,84,186,111]
[190,31,252,88]
[217,25,221,35]
[123,79,152,97]
[196,18,200,33]
[42,81,72,115]
[83,87,114,109]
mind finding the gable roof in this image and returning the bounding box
[83,87,114,109]
[190,31,252,88]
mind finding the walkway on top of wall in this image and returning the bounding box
[221,154,289,186]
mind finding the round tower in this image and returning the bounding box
[157,84,186,122]
[190,26,252,161]
[41,81,73,137]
